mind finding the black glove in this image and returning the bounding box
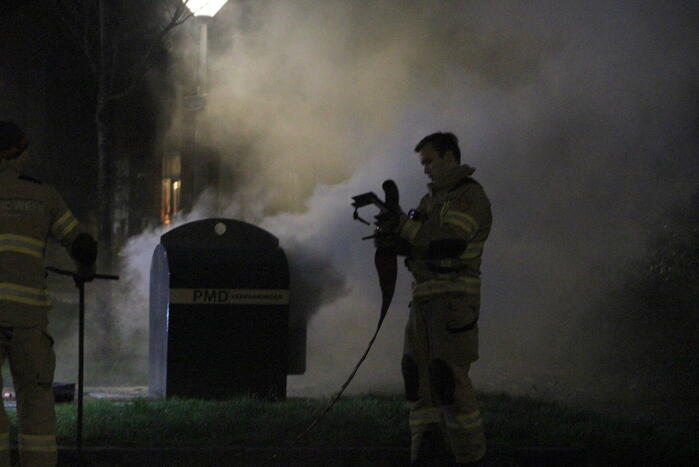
[374,233,411,256]
[374,204,408,236]
[375,212,398,235]
[373,210,409,255]
[70,233,97,285]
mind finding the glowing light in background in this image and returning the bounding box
[183,0,228,18]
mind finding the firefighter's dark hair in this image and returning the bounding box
[414,132,461,164]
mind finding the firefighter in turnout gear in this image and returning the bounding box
[0,122,97,467]
[376,132,491,466]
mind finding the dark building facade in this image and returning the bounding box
[1,0,185,253]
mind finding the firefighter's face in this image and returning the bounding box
[419,144,458,182]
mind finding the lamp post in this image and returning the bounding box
[185,0,228,91]
[180,0,228,213]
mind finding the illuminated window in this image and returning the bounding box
[161,178,172,224]
[161,178,182,225]
[172,180,181,216]
[161,153,183,225]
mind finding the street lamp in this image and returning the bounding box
[178,0,228,213]
[183,0,228,98]
[184,0,228,18]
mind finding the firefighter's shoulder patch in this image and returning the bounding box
[19,174,43,184]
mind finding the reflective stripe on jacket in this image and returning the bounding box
[400,164,492,301]
[0,167,82,326]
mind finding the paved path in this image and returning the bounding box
[44,444,585,466]
[55,446,411,466]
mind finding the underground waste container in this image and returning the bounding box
[149,218,290,399]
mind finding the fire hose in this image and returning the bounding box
[263,180,400,465]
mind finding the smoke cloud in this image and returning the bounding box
[106,0,697,402]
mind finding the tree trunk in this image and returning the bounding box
[96,105,113,269]
[94,102,118,366]
[95,1,117,367]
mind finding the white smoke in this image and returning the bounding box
[102,0,698,400]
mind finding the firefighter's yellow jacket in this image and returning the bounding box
[399,164,492,303]
[0,166,82,327]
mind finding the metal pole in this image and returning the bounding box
[77,279,85,454]
[198,20,208,96]
[193,19,210,209]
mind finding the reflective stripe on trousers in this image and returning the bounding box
[0,327,57,467]
[444,408,483,431]
[404,298,485,464]
[408,405,485,463]
[443,407,486,463]
[408,407,442,461]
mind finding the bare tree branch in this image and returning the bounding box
[107,15,120,96]
[103,2,194,105]
[98,0,106,94]
[55,2,81,46]
[82,0,91,68]
[57,0,194,105]
[55,0,80,23]
[55,0,98,75]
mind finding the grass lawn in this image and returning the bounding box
[4,392,697,466]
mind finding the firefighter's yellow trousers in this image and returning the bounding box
[0,326,57,467]
[403,296,486,464]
